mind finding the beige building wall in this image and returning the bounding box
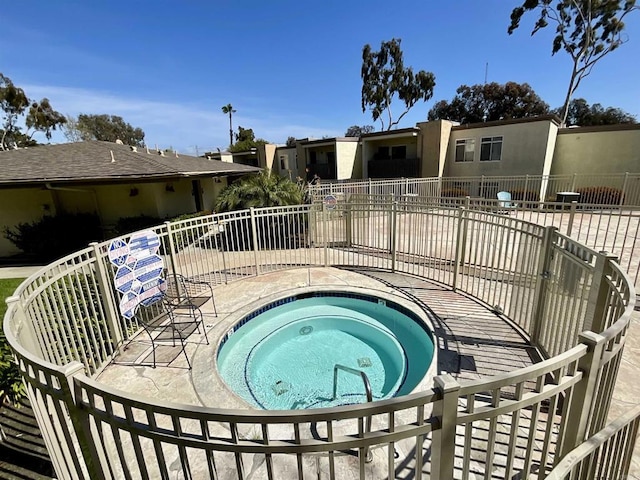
[1,176,230,257]
[418,120,455,178]
[0,188,56,256]
[336,141,361,180]
[274,147,298,179]
[55,178,225,229]
[444,118,559,178]
[218,152,233,163]
[551,125,640,176]
[259,144,277,171]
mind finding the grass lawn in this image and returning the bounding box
[0,278,24,319]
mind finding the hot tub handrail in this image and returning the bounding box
[332,363,373,406]
[333,363,373,462]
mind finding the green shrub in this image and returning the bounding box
[575,186,623,205]
[1,278,28,406]
[169,211,213,251]
[113,214,162,235]
[0,338,25,405]
[3,213,102,262]
[170,210,212,223]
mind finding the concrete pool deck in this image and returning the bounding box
[94,266,640,477]
[98,267,540,408]
[97,267,562,478]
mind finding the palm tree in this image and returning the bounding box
[215,170,304,212]
[214,171,306,251]
[221,103,236,148]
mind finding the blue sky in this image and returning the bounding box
[2,1,639,155]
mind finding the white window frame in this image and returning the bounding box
[454,138,475,162]
[480,136,502,162]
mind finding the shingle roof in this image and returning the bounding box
[0,141,260,186]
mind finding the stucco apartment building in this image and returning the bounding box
[219,116,639,190]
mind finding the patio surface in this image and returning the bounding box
[96,266,616,479]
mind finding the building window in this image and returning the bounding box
[377,146,390,160]
[279,155,286,170]
[391,145,407,160]
[480,136,502,161]
[455,139,475,162]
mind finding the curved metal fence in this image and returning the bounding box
[3,198,637,479]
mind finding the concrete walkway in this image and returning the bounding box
[0,266,42,280]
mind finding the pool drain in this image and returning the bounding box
[299,325,313,335]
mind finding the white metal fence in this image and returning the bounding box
[312,173,640,206]
[3,198,638,479]
[314,187,640,287]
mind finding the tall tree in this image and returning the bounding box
[66,114,145,146]
[361,38,436,131]
[26,98,67,140]
[0,74,65,148]
[555,97,637,125]
[61,115,83,142]
[345,125,376,137]
[428,82,550,123]
[0,74,29,148]
[228,126,269,153]
[508,0,639,126]
[285,136,297,147]
[221,103,236,148]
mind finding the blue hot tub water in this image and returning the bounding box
[217,295,434,410]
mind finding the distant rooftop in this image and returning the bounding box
[0,141,260,186]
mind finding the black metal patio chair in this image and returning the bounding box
[125,273,216,369]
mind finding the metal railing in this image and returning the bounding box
[321,191,640,287]
[311,172,640,206]
[332,364,373,462]
[3,198,637,480]
[545,404,640,479]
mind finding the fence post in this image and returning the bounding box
[345,198,352,248]
[90,242,123,347]
[323,205,329,267]
[163,221,180,283]
[249,208,261,275]
[390,201,397,272]
[566,201,578,237]
[584,251,618,334]
[530,226,557,346]
[453,206,468,292]
[480,175,485,198]
[558,331,606,459]
[89,242,123,348]
[368,178,372,196]
[620,172,629,206]
[63,362,108,480]
[431,374,460,480]
[571,173,577,192]
[5,296,44,358]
